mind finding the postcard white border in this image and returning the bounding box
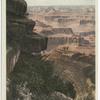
[1,0,6,100]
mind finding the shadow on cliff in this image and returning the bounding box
[8,52,76,100]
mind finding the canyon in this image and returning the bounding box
[7,0,95,100]
[28,6,95,51]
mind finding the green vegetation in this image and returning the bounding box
[9,52,76,99]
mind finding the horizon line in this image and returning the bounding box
[28,5,95,7]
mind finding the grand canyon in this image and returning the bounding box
[28,6,95,52]
[7,0,95,100]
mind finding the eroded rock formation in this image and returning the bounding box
[7,0,47,75]
[7,0,95,100]
[42,46,95,100]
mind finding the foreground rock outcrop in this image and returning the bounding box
[7,0,48,75]
[7,0,27,16]
[8,46,95,100]
[7,0,48,99]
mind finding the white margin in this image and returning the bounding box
[1,0,6,100]
[98,0,100,100]
[0,0,1,99]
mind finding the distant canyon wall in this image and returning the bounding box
[47,36,79,51]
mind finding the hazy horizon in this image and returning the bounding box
[28,5,95,7]
[26,0,95,6]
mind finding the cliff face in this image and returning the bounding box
[7,46,20,75]
[7,0,48,99]
[7,0,48,75]
[47,35,79,51]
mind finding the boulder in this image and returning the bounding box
[7,19,36,43]
[7,0,27,16]
[8,18,36,31]
[7,22,26,41]
[21,33,48,53]
[50,91,73,100]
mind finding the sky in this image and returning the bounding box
[25,0,95,6]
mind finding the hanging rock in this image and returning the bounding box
[7,0,27,16]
